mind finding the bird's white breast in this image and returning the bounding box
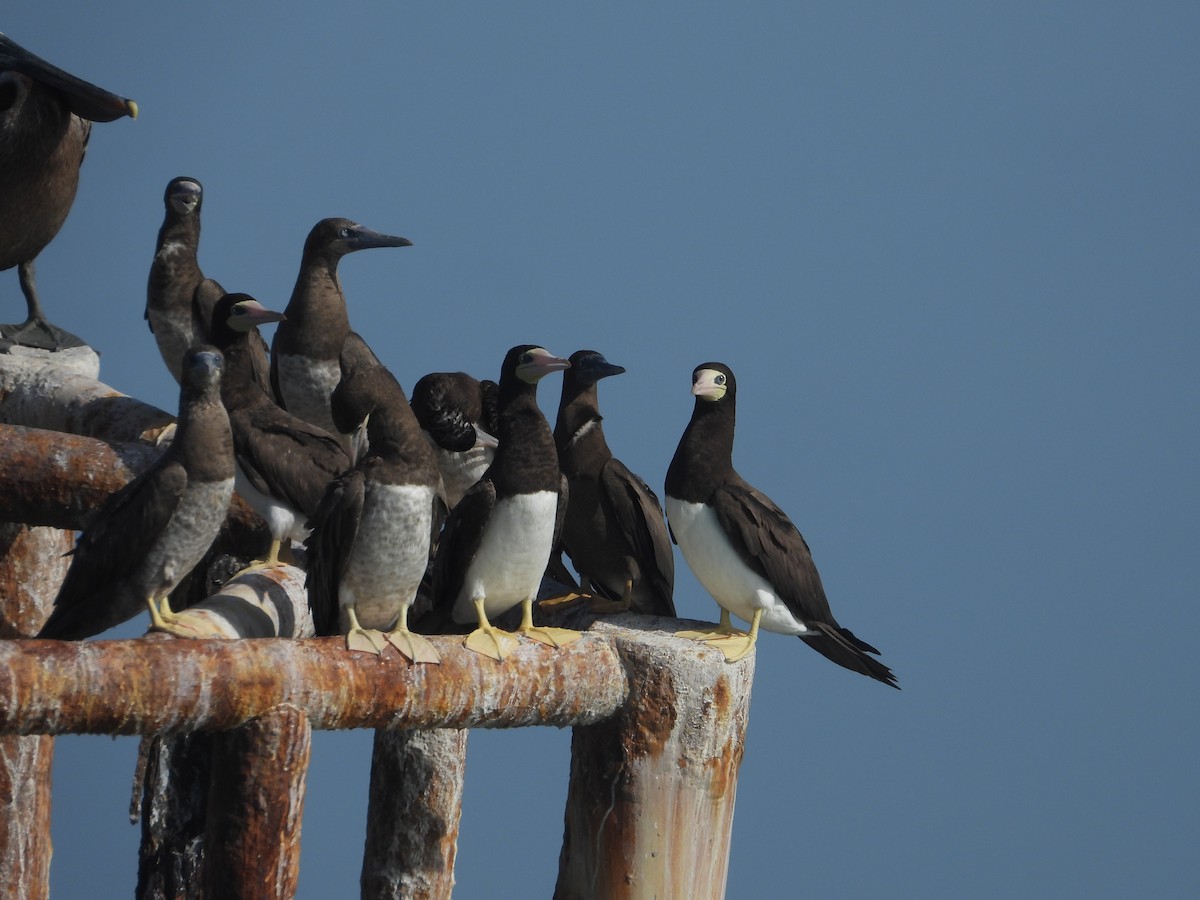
[342,483,435,629]
[234,463,308,544]
[665,497,808,635]
[138,477,234,596]
[274,354,341,434]
[453,490,558,622]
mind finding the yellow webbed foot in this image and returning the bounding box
[464,626,520,661]
[346,626,388,655]
[385,629,441,665]
[677,607,741,642]
[703,633,757,662]
[519,625,583,648]
[537,591,591,612]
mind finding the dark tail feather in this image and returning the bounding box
[801,623,899,689]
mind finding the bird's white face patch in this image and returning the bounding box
[666,497,809,636]
[692,368,728,401]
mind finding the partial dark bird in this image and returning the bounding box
[665,362,898,687]
[270,218,411,446]
[409,370,499,509]
[306,365,441,661]
[553,350,676,617]
[37,347,234,639]
[0,32,137,350]
[209,292,350,567]
[428,345,577,660]
[145,177,272,390]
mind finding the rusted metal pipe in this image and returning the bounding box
[0,521,72,900]
[0,423,266,542]
[555,618,756,900]
[361,728,469,899]
[0,346,174,443]
[0,633,628,736]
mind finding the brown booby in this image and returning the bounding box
[145,177,272,391]
[306,365,441,661]
[0,32,137,350]
[37,346,234,639]
[209,292,351,567]
[665,362,898,687]
[269,218,411,445]
[409,370,500,508]
[427,345,578,660]
[553,350,676,617]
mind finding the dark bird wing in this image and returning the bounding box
[38,459,188,638]
[478,379,500,435]
[230,409,348,516]
[711,479,897,687]
[304,468,365,636]
[429,478,496,626]
[599,458,676,615]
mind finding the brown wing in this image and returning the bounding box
[599,458,675,615]
[429,478,497,627]
[304,469,365,636]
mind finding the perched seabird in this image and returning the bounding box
[270,217,411,444]
[0,32,137,350]
[306,365,441,661]
[37,347,234,639]
[553,350,676,617]
[209,292,350,567]
[409,371,499,508]
[428,345,577,660]
[145,176,272,389]
[665,362,898,687]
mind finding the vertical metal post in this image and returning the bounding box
[202,705,312,899]
[555,624,755,900]
[0,522,71,900]
[361,728,469,900]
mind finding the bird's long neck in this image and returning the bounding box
[665,398,735,502]
[174,388,235,483]
[554,384,612,474]
[492,388,559,495]
[279,254,348,357]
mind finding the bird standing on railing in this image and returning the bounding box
[37,347,234,640]
[665,361,898,687]
[146,177,274,391]
[0,32,137,350]
[409,370,499,509]
[270,217,412,449]
[208,292,350,568]
[426,345,578,660]
[306,365,441,661]
[551,349,676,617]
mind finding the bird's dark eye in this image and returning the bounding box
[715,374,726,385]
[519,353,533,364]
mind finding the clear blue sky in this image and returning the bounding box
[6,3,1197,897]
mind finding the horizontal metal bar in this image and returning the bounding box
[0,633,629,736]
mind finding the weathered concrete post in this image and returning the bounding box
[555,618,755,900]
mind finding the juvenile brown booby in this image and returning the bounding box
[37,347,234,639]
[145,177,272,390]
[409,370,500,508]
[306,365,441,661]
[270,218,411,444]
[0,32,137,350]
[209,292,350,567]
[428,345,578,660]
[665,362,898,687]
[553,350,676,617]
